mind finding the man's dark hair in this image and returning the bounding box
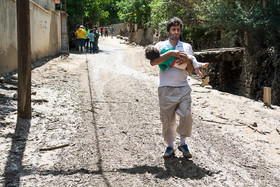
[145,45,160,61]
[166,17,183,32]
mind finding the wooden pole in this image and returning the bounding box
[263,87,271,106]
[17,0,31,119]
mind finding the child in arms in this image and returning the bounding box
[145,45,208,77]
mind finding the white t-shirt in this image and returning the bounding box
[155,39,193,87]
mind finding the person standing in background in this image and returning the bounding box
[110,26,115,38]
[104,27,109,37]
[93,26,99,53]
[75,25,87,53]
[100,26,104,37]
[87,29,95,54]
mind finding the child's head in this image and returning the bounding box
[145,45,160,61]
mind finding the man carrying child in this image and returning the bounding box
[148,17,204,159]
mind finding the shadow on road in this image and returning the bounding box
[0,76,17,129]
[118,156,220,180]
[3,118,31,187]
[17,157,218,182]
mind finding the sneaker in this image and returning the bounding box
[178,144,192,158]
[163,147,175,158]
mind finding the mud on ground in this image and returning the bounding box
[1,37,280,186]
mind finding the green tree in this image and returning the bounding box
[65,0,119,26]
[200,0,280,104]
[116,0,151,28]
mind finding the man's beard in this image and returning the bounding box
[169,33,180,40]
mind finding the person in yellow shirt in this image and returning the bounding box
[75,25,87,52]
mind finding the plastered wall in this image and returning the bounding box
[0,0,17,75]
[0,0,61,75]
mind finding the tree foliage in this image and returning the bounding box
[65,0,119,26]
[116,0,151,28]
[65,0,280,53]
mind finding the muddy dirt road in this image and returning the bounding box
[1,37,280,186]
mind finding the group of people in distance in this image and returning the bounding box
[145,17,209,159]
[75,25,99,53]
[99,26,115,38]
[75,25,115,53]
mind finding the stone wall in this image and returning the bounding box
[112,23,154,46]
[195,47,280,106]
[195,48,246,95]
[127,28,154,46]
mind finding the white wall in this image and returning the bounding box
[0,0,17,74]
[0,0,61,75]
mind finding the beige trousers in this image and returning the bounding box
[158,85,193,144]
